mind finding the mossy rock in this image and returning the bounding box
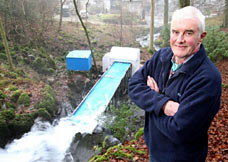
[32,108,51,121]
[9,114,34,137]
[10,89,21,103]
[0,109,15,121]
[18,92,30,107]
[35,85,57,116]
[0,116,10,148]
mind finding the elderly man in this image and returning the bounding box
[128,6,221,162]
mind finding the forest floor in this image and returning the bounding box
[97,58,228,162]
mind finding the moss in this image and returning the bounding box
[18,92,30,107]
[35,85,56,115]
[10,89,21,103]
[0,109,15,121]
[0,79,11,87]
[32,108,51,121]
[8,85,18,91]
[33,57,45,72]
[9,114,34,137]
[5,102,16,109]
[0,116,10,147]
[47,57,56,69]
[90,145,134,162]
[135,127,144,140]
[222,83,228,88]
[0,110,34,148]
[8,72,17,79]
[0,90,7,99]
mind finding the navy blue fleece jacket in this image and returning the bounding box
[128,45,221,162]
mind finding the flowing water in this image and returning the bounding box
[0,115,98,162]
[136,33,161,51]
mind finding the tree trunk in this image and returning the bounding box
[149,0,155,51]
[179,0,190,8]
[120,0,123,46]
[164,0,169,26]
[85,0,90,26]
[0,17,14,70]
[72,0,97,74]
[224,0,228,27]
[58,0,66,31]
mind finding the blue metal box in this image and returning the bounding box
[66,50,92,71]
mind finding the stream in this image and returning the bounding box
[136,33,161,51]
[0,114,98,162]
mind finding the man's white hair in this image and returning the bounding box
[171,6,205,33]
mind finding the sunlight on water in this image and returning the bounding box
[0,115,98,162]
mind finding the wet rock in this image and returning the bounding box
[104,135,120,148]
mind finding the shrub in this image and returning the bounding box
[203,26,228,62]
[104,104,134,141]
[159,24,170,48]
[18,92,30,107]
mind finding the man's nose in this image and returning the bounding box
[176,34,185,43]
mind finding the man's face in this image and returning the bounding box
[170,18,206,62]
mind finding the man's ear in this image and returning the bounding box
[200,32,207,41]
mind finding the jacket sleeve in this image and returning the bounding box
[152,74,221,144]
[128,53,170,116]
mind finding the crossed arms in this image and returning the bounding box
[147,76,179,116]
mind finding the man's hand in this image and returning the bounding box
[162,101,179,116]
[147,76,159,92]
[147,76,179,116]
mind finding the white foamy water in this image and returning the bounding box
[0,116,98,162]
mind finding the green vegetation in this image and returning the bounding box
[0,83,56,147]
[135,127,144,140]
[18,93,30,107]
[222,83,228,88]
[203,26,228,62]
[35,85,57,115]
[32,108,52,122]
[90,135,146,162]
[10,90,21,103]
[0,65,57,147]
[103,104,141,142]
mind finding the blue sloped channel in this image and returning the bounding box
[71,62,131,129]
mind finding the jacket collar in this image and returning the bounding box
[179,44,207,75]
[160,45,207,76]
